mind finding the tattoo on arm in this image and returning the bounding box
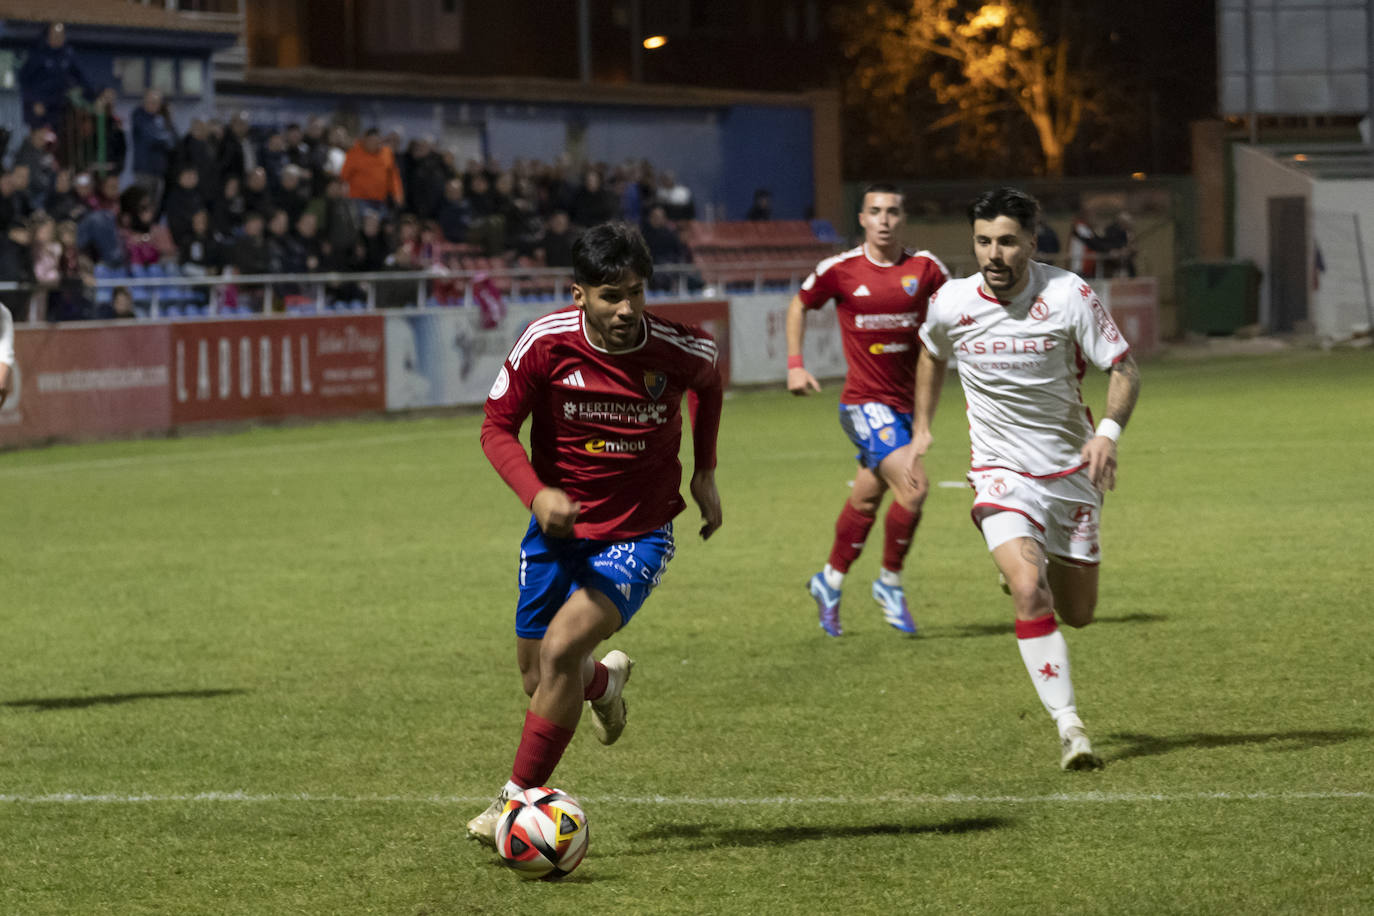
[1105,355,1141,427]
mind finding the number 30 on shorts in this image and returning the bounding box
[863,403,896,429]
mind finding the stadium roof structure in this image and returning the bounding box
[1260,143,1374,180]
[232,66,828,110]
[0,0,240,34]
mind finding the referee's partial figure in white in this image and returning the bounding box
[0,303,15,409]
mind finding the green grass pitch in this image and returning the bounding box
[1,349,1371,914]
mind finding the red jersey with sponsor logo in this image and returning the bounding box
[481,305,722,540]
[798,244,949,411]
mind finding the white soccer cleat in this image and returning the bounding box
[466,787,514,847]
[588,649,634,746]
[1060,725,1104,771]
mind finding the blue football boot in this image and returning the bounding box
[871,579,918,634]
[808,571,843,637]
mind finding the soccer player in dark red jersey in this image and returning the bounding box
[786,184,949,637]
[467,221,723,845]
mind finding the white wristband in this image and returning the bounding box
[1095,418,1123,442]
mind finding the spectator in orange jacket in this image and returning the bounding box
[339,128,404,218]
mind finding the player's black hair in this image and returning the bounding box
[572,221,654,286]
[861,182,905,205]
[968,187,1040,232]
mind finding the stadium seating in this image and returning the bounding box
[683,221,837,291]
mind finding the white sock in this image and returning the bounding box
[823,564,845,590]
[1016,626,1079,731]
[878,568,902,587]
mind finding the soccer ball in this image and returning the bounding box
[494,787,589,880]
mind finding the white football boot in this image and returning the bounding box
[588,650,634,745]
[1060,725,1104,771]
[465,787,514,847]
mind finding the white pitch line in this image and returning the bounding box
[1,790,1370,805]
[0,429,459,477]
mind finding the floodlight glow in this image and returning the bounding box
[643,35,668,50]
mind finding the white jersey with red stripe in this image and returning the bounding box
[0,304,14,367]
[919,260,1130,477]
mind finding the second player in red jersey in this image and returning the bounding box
[786,183,949,637]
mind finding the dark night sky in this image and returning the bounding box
[313,0,1225,177]
[1092,0,1219,171]
[664,0,1224,176]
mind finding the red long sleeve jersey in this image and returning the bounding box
[798,245,950,412]
[481,306,722,541]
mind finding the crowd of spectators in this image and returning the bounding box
[3,32,704,321]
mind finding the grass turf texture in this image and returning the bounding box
[1,348,1371,914]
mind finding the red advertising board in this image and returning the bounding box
[170,315,386,424]
[0,323,172,448]
[647,299,731,385]
[1,306,719,450]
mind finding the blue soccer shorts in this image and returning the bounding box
[514,518,677,639]
[838,402,914,469]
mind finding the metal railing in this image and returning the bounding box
[0,253,1160,324]
[0,260,825,324]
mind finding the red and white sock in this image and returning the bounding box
[1015,614,1080,733]
[510,710,575,790]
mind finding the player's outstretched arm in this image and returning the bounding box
[784,294,821,395]
[686,359,724,540]
[909,349,947,489]
[911,348,947,457]
[690,468,722,540]
[1081,354,1141,492]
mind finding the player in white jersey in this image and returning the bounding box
[911,187,1141,770]
[0,303,15,409]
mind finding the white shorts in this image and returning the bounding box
[968,467,1103,566]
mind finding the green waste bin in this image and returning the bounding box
[1178,260,1261,335]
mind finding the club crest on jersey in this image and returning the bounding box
[901,274,920,296]
[642,370,667,400]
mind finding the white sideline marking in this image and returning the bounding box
[0,430,458,477]
[937,480,966,488]
[1,790,1369,805]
